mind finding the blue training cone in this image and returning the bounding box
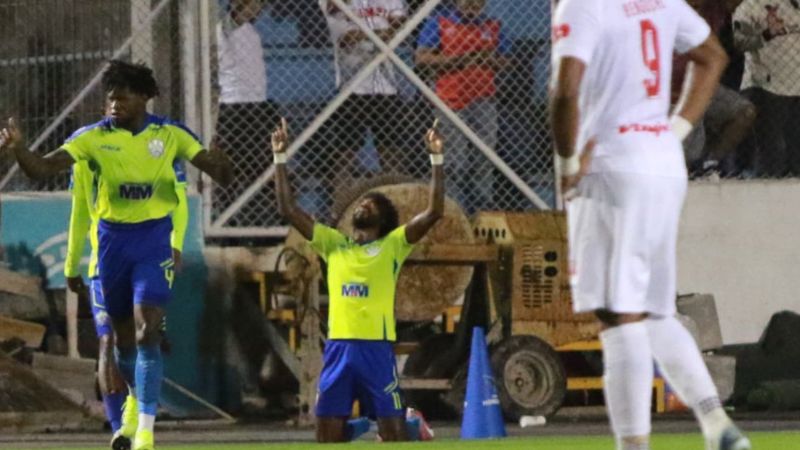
[460,326,507,439]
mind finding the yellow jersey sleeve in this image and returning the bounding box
[310,223,348,261]
[387,226,415,264]
[171,183,189,252]
[61,127,94,162]
[64,163,92,278]
[170,124,204,161]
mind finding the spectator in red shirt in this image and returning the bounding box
[415,0,511,213]
[672,0,756,177]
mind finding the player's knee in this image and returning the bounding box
[595,309,648,328]
[98,334,114,353]
[136,321,162,347]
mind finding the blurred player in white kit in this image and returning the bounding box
[550,0,750,449]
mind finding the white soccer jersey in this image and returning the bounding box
[321,0,408,96]
[552,0,710,177]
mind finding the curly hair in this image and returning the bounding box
[363,192,399,238]
[101,60,160,98]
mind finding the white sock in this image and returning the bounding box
[138,413,156,433]
[645,316,730,437]
[600,322,653,445]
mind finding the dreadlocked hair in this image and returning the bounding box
[363,192,399,239]
[101,60,159,98]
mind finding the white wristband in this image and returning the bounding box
[273,153,288,164]
[430,154,444,165]
[670,115,693,141]
[557,153,580,177]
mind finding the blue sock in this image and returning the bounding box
[103,391,126,433]
[346,417,370,441]
[406,417,421,441]
[135,344,163,416]
[114,346,137,389]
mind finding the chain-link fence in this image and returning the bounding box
[5,0,790,239]
[0,0,185,193]
[678,0,800,180]
[207,0,555,237]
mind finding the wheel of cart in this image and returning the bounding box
[490,334,567,420]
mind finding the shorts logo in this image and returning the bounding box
[95,310,109,326]
[119,183,154,200]
[148,139,165,158]
[341,283,369,298]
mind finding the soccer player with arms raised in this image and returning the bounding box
[271,118,443,442]
[0,60,232,450]
[550,0,749,449]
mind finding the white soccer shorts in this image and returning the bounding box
[567,172,687,316]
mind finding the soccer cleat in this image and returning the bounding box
[406,407,434,441]
[109,431,131,450]
[707,424,751,450]
[117,395,139,439]
[133,429,154,450]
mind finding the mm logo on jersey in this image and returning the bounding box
[342,283,369,298]
[119,183,153,200]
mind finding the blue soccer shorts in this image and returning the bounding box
[315,340,405,418]
[97,217,174,319]
[89,278,113,338]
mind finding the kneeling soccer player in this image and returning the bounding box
[272,118,443,442]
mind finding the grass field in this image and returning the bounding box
[7,432,799,450]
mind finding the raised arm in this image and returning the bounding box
[189,138,234,187]
[405,121,445,245]
[0,118,74,179]
[271,118,315,240]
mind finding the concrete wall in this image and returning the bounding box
[678,180,800,345]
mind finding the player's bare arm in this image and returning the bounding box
[272,118,315,240]
[550,57,594,195]
[189,137,234,187]
[405,120,445,245]
[673,35,728,126]
[0,118,74,179]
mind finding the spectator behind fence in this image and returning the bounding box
[319,0,413,176]
[674,0,757,177]
[215,0,280,224]
[415,0,511,214]
[733,0,800,177]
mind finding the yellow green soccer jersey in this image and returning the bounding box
[310,223,415,341]
[61,115,203,224]
[63,160,189,279]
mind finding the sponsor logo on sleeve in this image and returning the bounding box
[552,23,570,42]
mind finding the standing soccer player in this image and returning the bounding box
[550,0,750,449]
[64,153,189,450]
[271,118,443,442]
[0,60,232,450]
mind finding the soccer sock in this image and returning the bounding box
[102,391,126,433]
[345,417,370,441]
[405,417,421,441]
[135,344,163,432]
[645,316,730,438]
[114,346,137,389]
[600,322,653,447]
